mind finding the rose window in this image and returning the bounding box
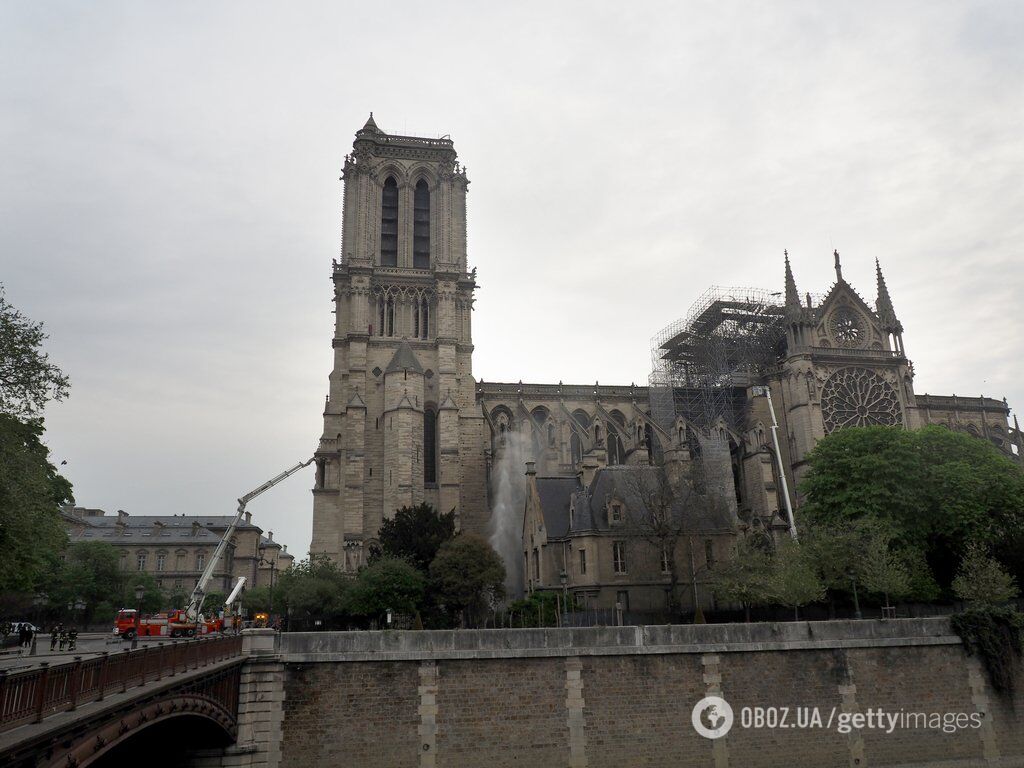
[820,367,903,433]
[828,307,866,348]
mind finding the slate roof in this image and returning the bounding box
[385,341,424,374]
[534,477,578,538]
[532,466,736,539]
[62,508,260,544]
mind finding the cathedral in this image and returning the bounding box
[310,117,1022,611]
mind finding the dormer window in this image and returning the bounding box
[611,503,622,523]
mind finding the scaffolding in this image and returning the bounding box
[649,287,788,435]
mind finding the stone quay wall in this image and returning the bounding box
[239,620,1024,768]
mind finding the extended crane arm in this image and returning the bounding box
[185,458,314,621]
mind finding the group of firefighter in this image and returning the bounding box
[48,624,79,651]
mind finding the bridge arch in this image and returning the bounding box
[42,692,236,768]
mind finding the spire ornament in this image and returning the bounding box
[784,250,800,311]
[874,258,903,333]
[833,249,844,282]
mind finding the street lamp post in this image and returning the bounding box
[132,584,145,650]
[30,593,46,656]
[848,569,863,620]
[257,545,278,621]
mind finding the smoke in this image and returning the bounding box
[488,431,531,600]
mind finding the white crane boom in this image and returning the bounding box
[184,458,313,621]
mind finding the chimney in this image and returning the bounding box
[580,454,601,489]
[116,510,128,526]
[282,544,288,553]
[244,511,252,524]
[267,530,273,542]
[192,520,201,537]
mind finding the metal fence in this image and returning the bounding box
[0,634,242,734]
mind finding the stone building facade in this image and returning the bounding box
[311,118,1024,609]
[62,507,293,596]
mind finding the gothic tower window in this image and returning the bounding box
[424,408,437,485]
[380,176,398,267]
[413,179,430,269]
[413,295,429,339]
[379,296,396,337]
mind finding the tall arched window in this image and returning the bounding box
[424,408,437,484]
[380,176,398,267]
[570,433,583,468]
[413,296,429,339]
[380,297,394,337]
[413,179,430,269]
[607,426,624,466]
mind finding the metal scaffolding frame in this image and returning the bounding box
[648,287,789,435]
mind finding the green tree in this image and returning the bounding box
[346,557,425,622]
[860,537,911,608]
[429,534,506,627]
[0,289,73,596]
[48,541,121,624]
[0,286,70,419]
[277,555,351,629]
[953,543,1019,607]
[800,425,1024,590]
[766,538,825,620]
[240,586,273,615]
[0,415,72,593]
[117,572,164,615]
[710,535,772,622]
[377,503,456,572]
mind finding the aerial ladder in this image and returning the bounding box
[184,458,314,625]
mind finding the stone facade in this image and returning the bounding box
[61,507,293,595]
[222,620,1024,768]
[311,118,1024,591]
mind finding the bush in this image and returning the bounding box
[951,607,1024,698]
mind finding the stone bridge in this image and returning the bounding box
[0,634,260,768]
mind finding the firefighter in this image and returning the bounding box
[49,624,60,651]
[58,626,68,651]
[67,627,78,652]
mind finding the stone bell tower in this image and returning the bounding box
[310,115,487,571]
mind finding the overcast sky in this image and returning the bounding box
[2,1,1022,559]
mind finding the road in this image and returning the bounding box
[0,633,191,672]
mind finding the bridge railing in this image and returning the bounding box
[0,634,242,734]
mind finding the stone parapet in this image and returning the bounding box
[277,618,958,662]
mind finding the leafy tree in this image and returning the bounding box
[48,542,121,624]
[953,543,1019,607]
[116,571,164,614]
[0,415,72,593]
[0,289,72,596]
[277,555,351,629]
[429,534,506,627]
[240,586,273,615]
[0,286,70,419]
[377,503,456,572]
[765,538,825,620]
[710,535,772,622]
[860,537,911,608]
[800,425,1024,590]
[346,557,425,622]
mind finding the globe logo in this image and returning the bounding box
[691,696,734,739]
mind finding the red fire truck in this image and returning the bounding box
[113,458,312,641]
[113,608,223,639]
